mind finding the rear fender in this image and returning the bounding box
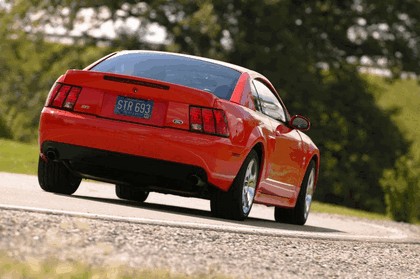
[296,131,320,193]
[215,100,274,186]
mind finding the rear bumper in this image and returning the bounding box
[39,107,246,192]
[41,141,210,197]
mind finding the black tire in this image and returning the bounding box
[115,184,149,203]
[275,161,316,225]
[210,150,259,221]
[38,156,81,195]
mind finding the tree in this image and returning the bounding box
[0,3,111,141]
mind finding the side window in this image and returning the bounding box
[252,79,286,122]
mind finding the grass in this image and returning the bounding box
[0,138,38,175]
[0,255,229,279]
[311,201,389,220]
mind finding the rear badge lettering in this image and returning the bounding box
[173,119,184,125]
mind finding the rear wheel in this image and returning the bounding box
[210,150,259,221]
[38,156,81,195]
[275,161,316,225]
[115,184,149,203]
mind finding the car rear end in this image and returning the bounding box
[39,51,247,197]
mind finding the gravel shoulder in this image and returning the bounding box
[1,208,419,279]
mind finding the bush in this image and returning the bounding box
[0,105,12,139]
[380,154,420,223]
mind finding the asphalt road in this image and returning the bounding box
[0,172,418,243]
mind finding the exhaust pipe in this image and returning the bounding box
[46,149,59,161]
[188,174,206,187]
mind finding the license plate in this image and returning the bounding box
[114,96,153,119]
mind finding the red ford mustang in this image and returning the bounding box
[38,50,320,225]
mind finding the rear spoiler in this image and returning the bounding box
[61,70,219,107]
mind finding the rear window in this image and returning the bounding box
[90,52,241,100]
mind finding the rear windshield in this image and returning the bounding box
[90,52,241,100]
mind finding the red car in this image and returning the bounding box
[38,50,320,225]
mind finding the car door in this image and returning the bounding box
[252,79,304,199]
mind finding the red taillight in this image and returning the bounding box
[189,106,229,137]
[47,83,81,111]
[190,107,203,132]
[202,108,216,134]
[52,85,70,107]
[63,87,81,109]
[46,83,61,106]
[213,110,229,136]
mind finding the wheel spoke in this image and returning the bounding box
[304,168,315,218]
[242,159,258,214]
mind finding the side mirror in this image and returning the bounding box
[290,115,310,131]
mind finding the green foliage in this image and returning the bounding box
[368,76,420,158]
[0,27,111,141]
[0,0,113,142]
[0,253,230,279]
[380,154,420,223]
[369,76,420,223]
[0,103,12,139]
[307,70,408,212]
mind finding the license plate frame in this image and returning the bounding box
[114,96,153,119]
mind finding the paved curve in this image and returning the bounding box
[0,172,418,243]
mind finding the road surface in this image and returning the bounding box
[1,172,418,242]
[1,172,420,278]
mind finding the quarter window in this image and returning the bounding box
[252,80,286,122]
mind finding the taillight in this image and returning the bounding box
[46,83,81,110]
[213,110,229,136]
[45,83,61,106]
[189,106,229,137]
[51,85,70,107]
[202,108,216,134]
[190,107,203,131]
[63,87,81,109]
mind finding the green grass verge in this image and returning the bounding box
[311,201,389,220]
[0,255,229,279]
[0,138,38,175]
